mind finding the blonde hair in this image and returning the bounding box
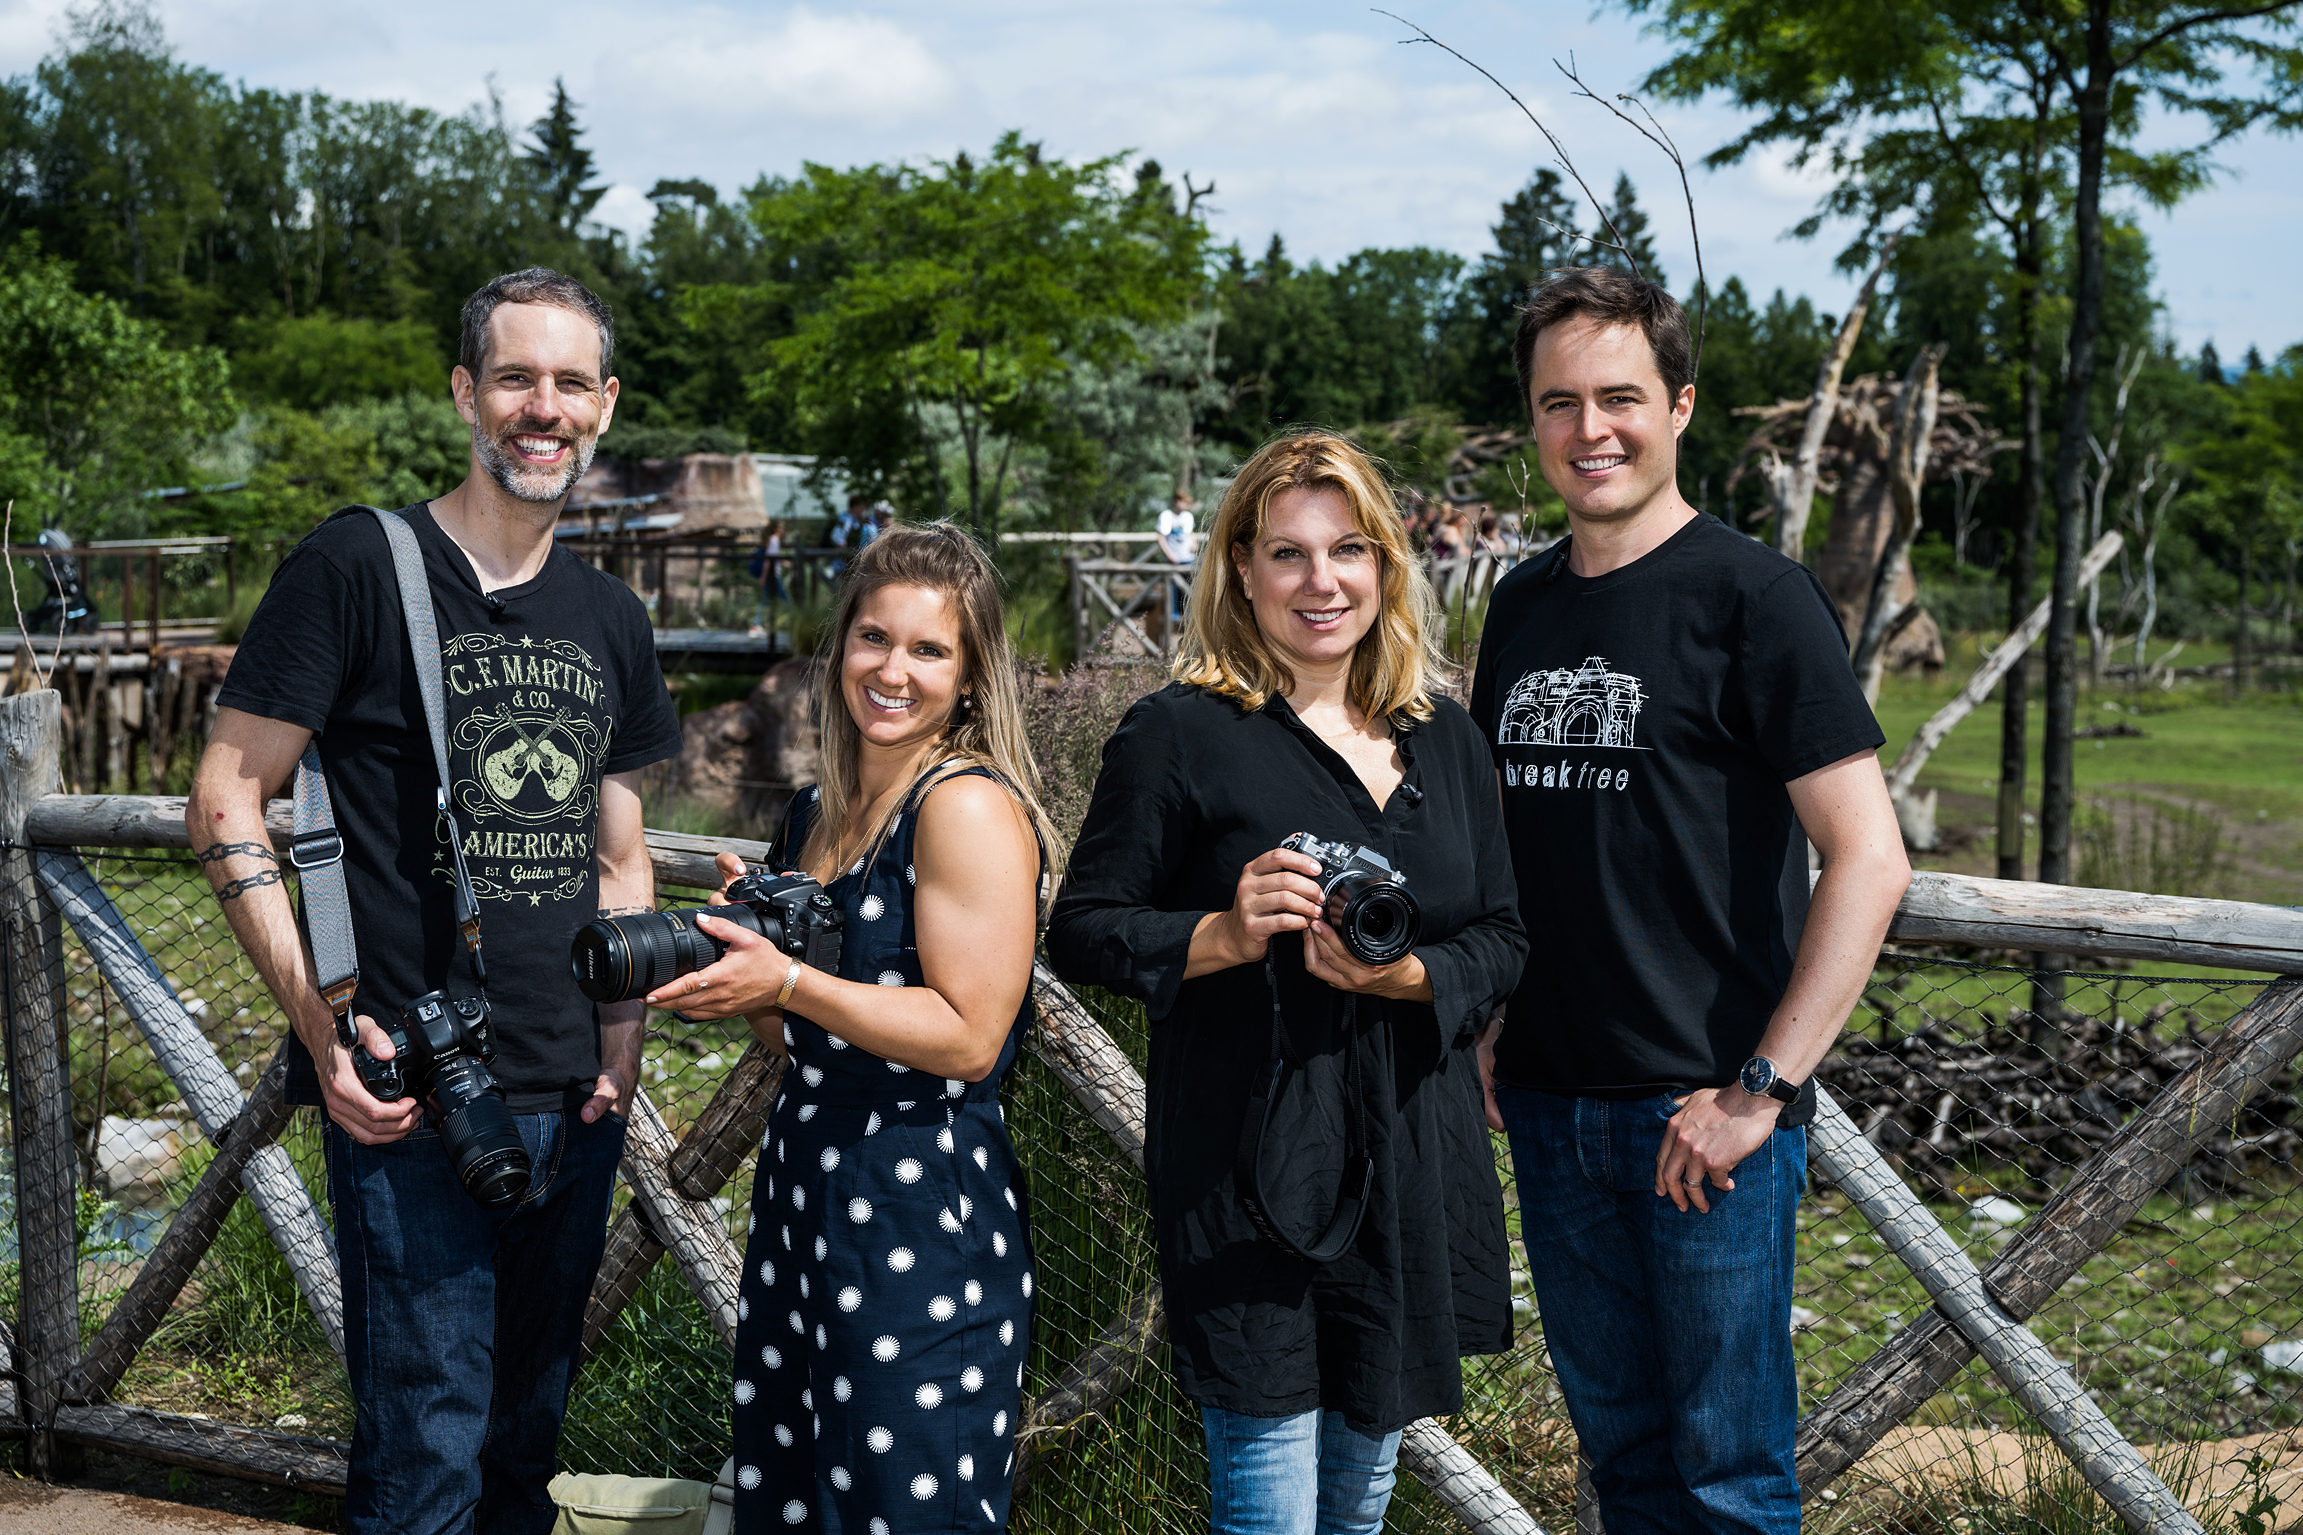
[805,521,1065,912]
[1175,429,1447,721]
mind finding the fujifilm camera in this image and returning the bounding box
[1280,832,1422,967]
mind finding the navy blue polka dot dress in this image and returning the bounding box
[731,769,1036,1533]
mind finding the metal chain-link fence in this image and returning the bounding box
[7,847,2301,1532]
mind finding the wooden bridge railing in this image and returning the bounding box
[5,684,2302,1532]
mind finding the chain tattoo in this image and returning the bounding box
[216,868,285,901]
[197,840,277,867]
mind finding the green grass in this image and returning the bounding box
[1873,638,2303,906]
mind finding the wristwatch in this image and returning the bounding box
[1738,1056,1801,1105]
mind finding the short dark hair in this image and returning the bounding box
[1512,267,1692,423]
[458,267,616,380]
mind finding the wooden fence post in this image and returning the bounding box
[1795,978,2303,1493]
[1808,1089,2202,1534]
[0,689,76,1476]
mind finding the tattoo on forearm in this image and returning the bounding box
[198,841,278,867]
[598,906,653,918]
[216,868,285,901]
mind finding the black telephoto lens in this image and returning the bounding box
[432,1064,531,1208]
[570,905,767,1003]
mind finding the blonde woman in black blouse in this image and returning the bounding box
[1047,430,1527,1535]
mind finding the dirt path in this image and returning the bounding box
[1866,1424,2303,1524]
[0,1478,303,1533]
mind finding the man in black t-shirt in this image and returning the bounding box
[1469,269,1910,1534]
[189,269,682,1535]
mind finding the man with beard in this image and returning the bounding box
[187,269,682,1535]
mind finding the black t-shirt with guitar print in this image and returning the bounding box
[220,503,683,1111]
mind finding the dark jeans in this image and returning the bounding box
[325,1108,626,1535]
[1495,1085,1805,1535]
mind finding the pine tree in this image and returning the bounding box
[526,78,606,235]
[2244,343,2267,375]
[1444,168,1588,426]
[2199,340,2224,385]
[1598,172,1664,289]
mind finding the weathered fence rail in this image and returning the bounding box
[7,683,2303,1533]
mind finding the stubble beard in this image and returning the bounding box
[473,418,599,508]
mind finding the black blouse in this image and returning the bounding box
[1045,682,1527,1432]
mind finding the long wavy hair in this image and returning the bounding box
[804,521,1065,912]
[1175,429,1447,722]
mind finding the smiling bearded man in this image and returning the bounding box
[1467,268,1912,1535]
[189,269,682,1535]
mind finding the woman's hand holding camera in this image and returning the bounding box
[643,850,791,1053]
[1188,845,1430,1002]
[1189,845,1326,977]
[1304,916,1430,1002]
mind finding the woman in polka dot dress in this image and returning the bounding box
[650,524,1063,1533]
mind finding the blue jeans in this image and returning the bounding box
[1201,1407,1402,1535]
[1495,1086,1805,1535]
[325,1109,626,1535]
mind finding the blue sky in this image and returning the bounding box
[4,0,2294,357]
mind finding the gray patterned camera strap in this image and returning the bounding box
[293,506,487,1046]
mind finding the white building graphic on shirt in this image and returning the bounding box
[1498,657,1647,748]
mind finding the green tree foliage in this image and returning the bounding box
[1441,168,1588,428]
[0,242,232,534]
[704,134,1208,535]
[228,314,447,409]
[1213,238,1464,439]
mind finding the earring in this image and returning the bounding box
[960,694,973,711]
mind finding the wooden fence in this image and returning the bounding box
[4,683,2302,1532]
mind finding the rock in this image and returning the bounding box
[96,1114,189,1207]
[661,659,822,837]
[1964,1195,2029,1226]
[2265,1340,2303,1372]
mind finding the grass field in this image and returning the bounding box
[1873,639,2303,907]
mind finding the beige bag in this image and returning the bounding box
[547,1471,713,1535]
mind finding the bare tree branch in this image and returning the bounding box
[1555,57,1712,379]
[1375,10,1642,277]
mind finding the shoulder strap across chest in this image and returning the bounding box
[293,506,488,1042]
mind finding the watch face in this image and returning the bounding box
[1740,1058,1776,1096]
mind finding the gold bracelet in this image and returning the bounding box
[775,959,805,1009]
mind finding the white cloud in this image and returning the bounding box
[601,6,957,130]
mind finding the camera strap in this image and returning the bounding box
[294,507,487,1047]
[1233,952,1375,1265]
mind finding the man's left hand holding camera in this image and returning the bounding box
[188,712,646,1140]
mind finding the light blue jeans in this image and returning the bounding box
[1201,1407,1402,1535]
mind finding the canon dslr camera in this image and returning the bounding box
[1281,832,1422,967]
[356,991,531,1208]
[569,871,845,1005]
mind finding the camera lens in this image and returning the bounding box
[569,905,768,1003]
[431,1063,532,1208]
[1328,879,1421,967]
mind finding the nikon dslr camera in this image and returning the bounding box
[356,991,532,1208]
[569,871,845,1005]
[1280,832,1422,967]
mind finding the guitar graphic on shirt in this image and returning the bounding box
[481,708,583,806]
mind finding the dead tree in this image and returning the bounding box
[1851,343,1949,702]
[1731,370,2005,678]
[1746,235,1900,562]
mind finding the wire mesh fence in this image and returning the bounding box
[5,846,2301,1532]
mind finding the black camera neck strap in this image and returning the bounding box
[1233,952,1375,1266]
[294,506,487,1047]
